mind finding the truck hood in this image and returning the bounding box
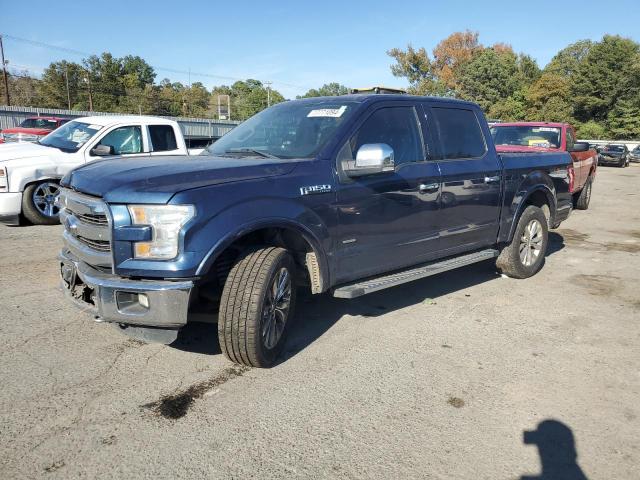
[0,141,60,162]
[62,155,299,203]
[2,127,52,136]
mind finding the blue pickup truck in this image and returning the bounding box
[58,94,573,367]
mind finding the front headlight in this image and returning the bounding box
[128,204,195,260]
[0,167,7,190]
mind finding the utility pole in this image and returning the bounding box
[84,72,93,111]
[0,35,11,106]
[265,81,272,107]
[64,65,71,110]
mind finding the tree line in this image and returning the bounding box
[1,32,639,138]
[388,31,640,139]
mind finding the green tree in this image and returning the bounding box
[300,82,350,98]
[546,40,593,77]
[457,48,521,112]
[36,60,84,109]
[526,72,574,122]
[572,35,640,125]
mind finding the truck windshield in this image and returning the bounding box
[491,125,561,149]
[20,118,58,129]
[205,100,358,159]
[39,121,104,152]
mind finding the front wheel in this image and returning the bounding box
[496,205,549,279]
[218,247,296,368]
[22,181,61,225]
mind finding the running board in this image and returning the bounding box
[332,249,499,299]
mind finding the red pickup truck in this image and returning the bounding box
[0,116,69,144]
[490,122,597,210]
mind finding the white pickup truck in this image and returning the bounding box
[0,115,199,225]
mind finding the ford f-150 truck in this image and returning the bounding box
[490,122,597,210]
[0,115,197,226]
[58,94,573,367]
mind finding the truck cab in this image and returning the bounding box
[0,115,190,226]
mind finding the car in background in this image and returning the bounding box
[0,115,199,226]
[599,144,630,168]
[629,145,640,163]
[490,122,597,210]
[0,117,70,144]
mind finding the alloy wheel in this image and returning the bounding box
[519,219,543,267]
[261,267,292,349]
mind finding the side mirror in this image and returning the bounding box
[91,144,114,156]
[569,142,590,153]
[344,143,395,177]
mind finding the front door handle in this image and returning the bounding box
[419,182,439,194]
[484,175,501,184]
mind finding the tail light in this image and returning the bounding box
[567,164,575,193]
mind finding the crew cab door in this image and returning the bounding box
[427,104,502,254]
[147,124,186,156]
[83,124,149,162]
[334,103,441,284]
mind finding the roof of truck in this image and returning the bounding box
[296,94,479,108]
[71,115,177,126]
[492,121,568,128]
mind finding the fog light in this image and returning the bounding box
[138,293,149,309]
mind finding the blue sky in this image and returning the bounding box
[2,0,639,98]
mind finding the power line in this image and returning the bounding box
[1,33,313,91]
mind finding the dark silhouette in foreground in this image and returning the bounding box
[521,420,588,480]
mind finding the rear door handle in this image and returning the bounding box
[419,182,439,194]
[484,175,501,184]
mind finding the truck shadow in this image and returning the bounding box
[520,419,589,480]
[281,259,501,364]
[173,233,566,361]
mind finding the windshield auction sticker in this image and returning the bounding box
[307,106,347,118]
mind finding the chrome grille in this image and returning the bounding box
[59,188,113,269]
[68,210,109,226]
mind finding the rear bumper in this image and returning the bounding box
[0,192,22,225]
[59,249,193,328]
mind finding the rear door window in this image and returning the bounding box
[149,125,178,152]
[432,107,486,159]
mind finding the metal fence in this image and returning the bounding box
[0,105,240,140]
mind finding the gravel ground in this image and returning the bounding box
[0,166,638,479]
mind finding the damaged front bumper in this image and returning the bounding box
[59,249,193,328]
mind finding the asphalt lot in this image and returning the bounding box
[1,165,639,479]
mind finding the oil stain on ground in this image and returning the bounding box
[142,364,250,420]
[558,229,590,244]
[571,274,621,296]
[447,396,465,408]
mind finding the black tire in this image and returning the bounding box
[618,157,626,168]
[573,176,592,210]
[22,181,61,225]
[496,205,548,279]
[218,247,296,368]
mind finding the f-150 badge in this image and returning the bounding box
[300,185,332,195]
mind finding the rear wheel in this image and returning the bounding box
[218,247,296,368]
[22,181,61,225]
[573,176,592,210]
[496,205,548,279]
